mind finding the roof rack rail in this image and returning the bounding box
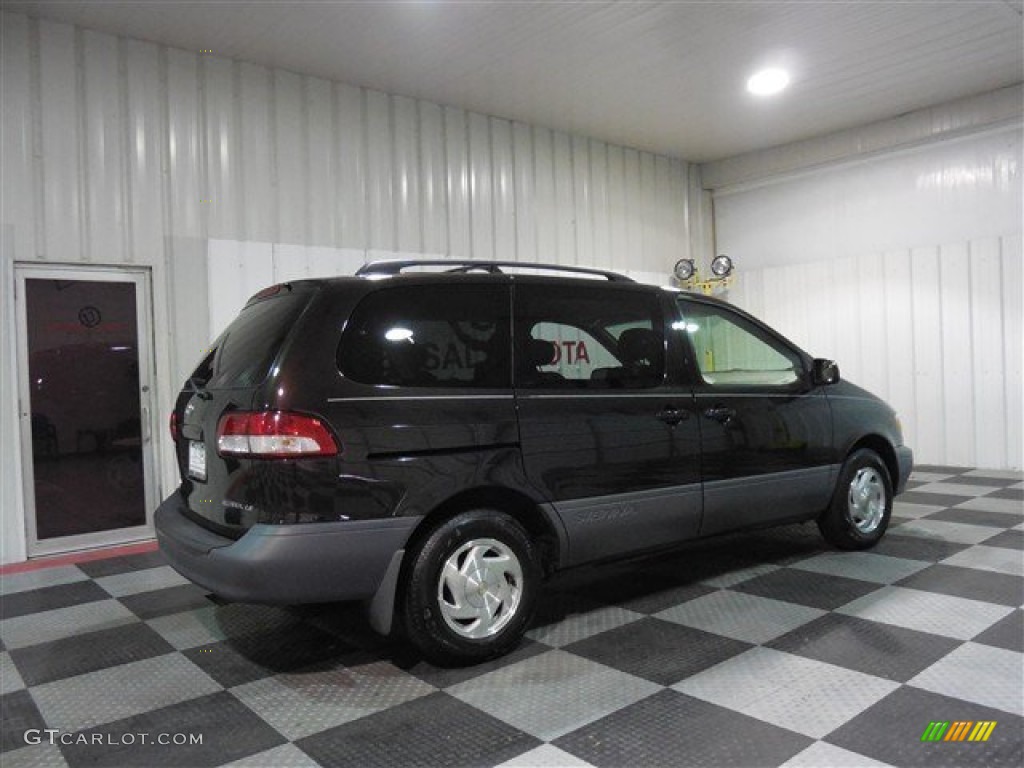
[355,259,633,283]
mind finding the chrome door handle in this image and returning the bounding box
[656,406,687,426]
[703,405,736,423]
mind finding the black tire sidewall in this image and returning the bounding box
[820,449,893,550]
[402,510,540,665]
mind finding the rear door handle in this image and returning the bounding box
[704,405,736,423]
[656,406,688,426]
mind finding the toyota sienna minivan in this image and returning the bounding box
[156,260,912,665]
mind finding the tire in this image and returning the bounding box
[401,510,541,666]
[818,448,893,550]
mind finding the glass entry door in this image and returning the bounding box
[16,266,157,556]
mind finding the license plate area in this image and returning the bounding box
[188,441,207,481]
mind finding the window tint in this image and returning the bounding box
[206,294,309,389]
[516,285,664,389]
[338,285,511,388]
[678,300,802,387]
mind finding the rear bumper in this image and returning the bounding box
[154,492,420,604]
[894,446,914,495]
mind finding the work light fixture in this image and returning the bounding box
[673,259,695,281]
[711,254,733,277]
[674,255,736,296]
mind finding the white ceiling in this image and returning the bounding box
[3,1,1022,161]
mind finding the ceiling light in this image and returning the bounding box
[747,68,789,96]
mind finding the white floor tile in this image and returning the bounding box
[231,661,434,740]
[526,605,642,647]
[0,566,89,595]
[496,744,597,767]
[911,482,996,498]
[655,591,825,644]
[963,469,1024,481]
[941,545,1024,578]
[836,586,1014,640]
[448,649,660,741]
[955,497,1024,515]
[909,472,958,483]
[0,600,136,650]
[909,642,1024,715]
[890,519,1001,545]
[95,566,190,598]
[781,740,895,767]
[146,606,229,650]
[788,552,930,584]
[891,502,946,520]
[0,742,70,767]
[1,651,25,694]
[674,648,899,739]
[30,654,220,732]
[220,743,323,767]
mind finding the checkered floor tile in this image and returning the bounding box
[2,466,1022,767]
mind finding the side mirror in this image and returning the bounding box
[812,359,840,386]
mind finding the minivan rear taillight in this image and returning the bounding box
[170,412,180,442]
[216,411,339,458]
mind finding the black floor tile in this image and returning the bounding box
[564,617,753,686]
[899,491,973,507]
[926,507,1022,529]
[296,691,540,768]
[10,623,174,687]
[768,613,961,682]
[184,625,358,688]
[872,534,970,562]
[826,686,1023,767]
[614,581,719,615]
[728,525,829,566]
[118,584,214,620]
[399,638,548,689]
[0,580,111,619]
[896,564,1024,607]
[555,689,813,768]
[973,609,1023,653]
[913,465,971,475]
[1,690,47,753]
[732,568,881,610]
[946,476,1019,488]
[986,487,1024,501]
[58,691,285,768]
[980,530,1024,551]
[76,550,168,578]
[549,562,716,614]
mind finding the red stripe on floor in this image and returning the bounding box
[0,540,158,575]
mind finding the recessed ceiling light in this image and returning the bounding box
[747,68,790,96]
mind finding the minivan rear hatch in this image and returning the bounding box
[172,284,319,536]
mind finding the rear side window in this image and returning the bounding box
[515,284,664,389]
[205,294,309,389]
[338,285,511,388]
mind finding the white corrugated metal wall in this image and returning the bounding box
[0,12,701,563]
[704,89,1023,471]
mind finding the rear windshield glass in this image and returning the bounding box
[338,284,511,388]
[203,294,308,389]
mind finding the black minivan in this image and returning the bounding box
[156,260,912,665]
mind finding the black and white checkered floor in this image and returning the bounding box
[2,466,1022,767]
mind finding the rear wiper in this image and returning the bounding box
[187,377,213,400]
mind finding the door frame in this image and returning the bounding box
[15,263,160,557]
